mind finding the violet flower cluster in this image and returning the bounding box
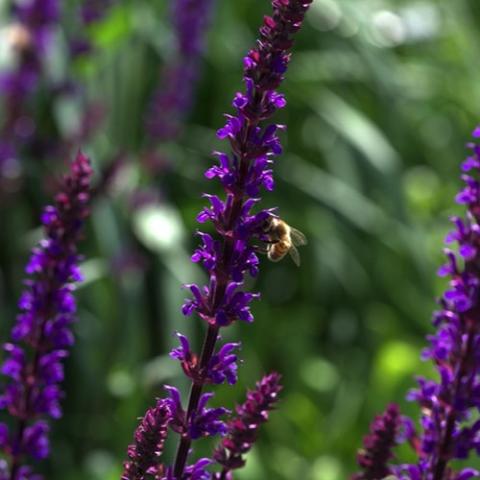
[121,0,312,478]
[354,128,480,480]
[0,151,93,479]
[398,128,480,479]
[145,0,215,142]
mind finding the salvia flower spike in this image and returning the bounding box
[168,0,312,476]
[0,151,93,479]
[391,127,480,480]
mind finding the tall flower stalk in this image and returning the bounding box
[355,128,480,480]
[171,0,312,476]
[120,0,312,477]
[399,127,480,479]
[0,151,93,479]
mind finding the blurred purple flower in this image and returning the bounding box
[398,127,480,479]
[145,0,215,142]
[0,151,93,478]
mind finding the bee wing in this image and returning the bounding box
[290,228,307,247]
[289,245,301,267]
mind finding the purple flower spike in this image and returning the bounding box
[213,373,282,473]
[121,399,172,480]
[352,404,400,480]
[119,1,311,477]
[0,151,93,478]
[170,333,240,386]
[398,127,480,478]
[170,0,311,476]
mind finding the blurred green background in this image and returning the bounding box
[1,0,479,478]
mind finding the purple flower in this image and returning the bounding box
[213,373,282,473]
[0,152,93,478]
[352,404,400,480]
[170,333,240,385]
[184,458,213,480]
[159,458,214,480]
[121,399,172,480]
[165,386,229,440]
[400,127,480,478]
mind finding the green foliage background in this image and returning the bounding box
[1,0,479,478]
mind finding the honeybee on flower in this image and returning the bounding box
[261,215,307,266]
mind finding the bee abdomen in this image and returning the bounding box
[267,241,290,262]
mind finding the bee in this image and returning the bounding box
[262,216,307,266]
